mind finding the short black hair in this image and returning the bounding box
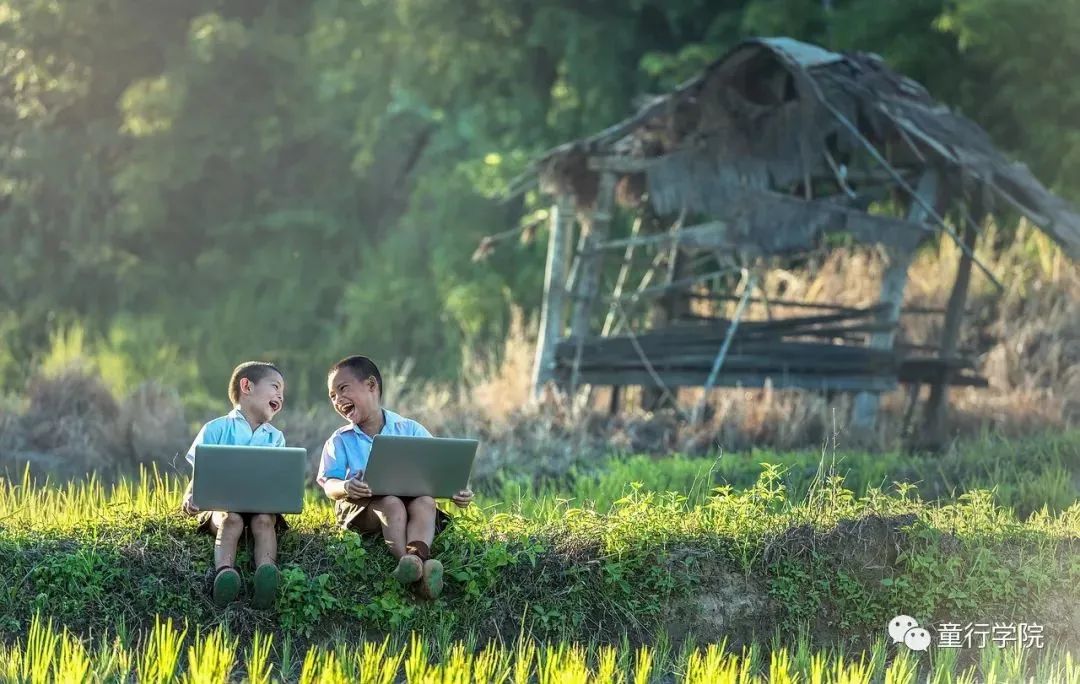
[228,361,283,405]
[329,355,383,398]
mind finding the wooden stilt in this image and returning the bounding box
[608,385,622,416]
[851,171,939,433]
[924,215,978,446]
[531,195,574,397]
[901,382,921,438]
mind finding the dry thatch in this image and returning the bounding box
[529,37,1080,260]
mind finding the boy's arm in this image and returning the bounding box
[185,423,212,466]
[317,436,371,502]
[180,480,199,515]
[321,477,370,501]
[181,421,215,514]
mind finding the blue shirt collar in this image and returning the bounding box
[228,406,270,432]
[343,408,406,438]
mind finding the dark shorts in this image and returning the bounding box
[195,511,290,536]
[335,497,450,536]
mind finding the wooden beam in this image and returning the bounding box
[851,170,939,432]
[923,217,978,444]
[556,368,898,393]
[588,156,654,173]
[592,221,725,252]
[568,172,617,395]
[531,195,574,397]
[586,187,932,255]
[588,152,915,185]
[608,267,736,303]
[687,292,886,315]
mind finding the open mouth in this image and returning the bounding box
[338,401,355,418]
[269,400,281,412]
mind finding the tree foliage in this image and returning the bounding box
[0,0,1073,406]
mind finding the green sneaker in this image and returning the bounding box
[392,555,423,584]
[419,559,444,600]
[252,563,280,609]
[212,567,241,607]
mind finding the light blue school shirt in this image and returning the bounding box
[317,408,431,485]
[185,407,286,466]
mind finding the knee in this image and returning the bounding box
[250,514,275,534]
[219,512,244,535]
[376,496,407,520]
[408,496,436,516]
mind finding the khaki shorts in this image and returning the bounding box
[195,511,290,536]
[335,497,450,536]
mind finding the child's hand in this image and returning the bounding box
[181,493,199,516]
[344,478,372,502]
[451,488,474,508]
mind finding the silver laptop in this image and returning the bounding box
[364,435,478,498]
[192,445,307,513]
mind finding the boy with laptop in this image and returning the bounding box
[180,361,288,608]
[317,355,474,599]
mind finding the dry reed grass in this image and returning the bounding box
[1,230,1074,484]
[0,368,190,482]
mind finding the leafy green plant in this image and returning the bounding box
[277,567,338,637]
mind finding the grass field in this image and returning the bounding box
[0,432,1077,682]
[2,615,1078,683]
[491,431,1080,519]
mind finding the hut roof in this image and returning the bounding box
[526,37,1080,260]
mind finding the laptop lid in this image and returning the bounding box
[364,435,478,499]
[192,445,307,514]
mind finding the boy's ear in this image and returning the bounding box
[239,377,253,395]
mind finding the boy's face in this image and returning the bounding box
[327,367,379,424]
[240,371,285,423]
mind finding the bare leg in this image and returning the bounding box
[406,497,443,599]
[209,512,244,568]
[249,514,278,567]
[371,496,407,559]
[406,496,437,549]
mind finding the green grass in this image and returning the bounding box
[0,432,1077,682]
[1,614,1077,683]
[1,465,1076,643]
[492,430,1080,518]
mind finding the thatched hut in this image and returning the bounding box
[507,37,1080,441]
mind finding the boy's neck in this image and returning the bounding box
[357,408,385,437]
[235,405,263,432]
